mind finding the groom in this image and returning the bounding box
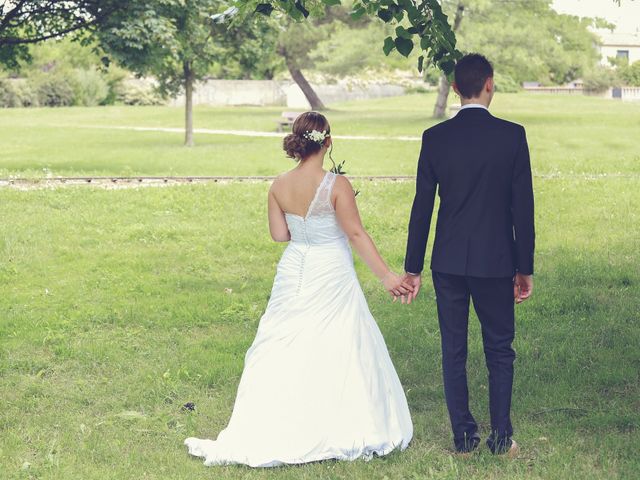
[402,53,535,456]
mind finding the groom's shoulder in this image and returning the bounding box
[422,118,456,139]
[489,114,526,135]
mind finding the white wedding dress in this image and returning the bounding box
[184,171,413,467]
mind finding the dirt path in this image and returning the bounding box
[81,125,423,142]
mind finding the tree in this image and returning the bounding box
[433,2,464,118]
[453,0,600,86]
[239,1,463,76]
[309,21,419,76]
[274,5,371,110]
[208,19,282,80]
[0,1,125,69]
[277,20,328,110]
[620,61,640,86]
[427,0,602,117]
[97,1,239,147]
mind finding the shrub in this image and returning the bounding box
[423,66,442,86]
[118,81,165,106]
[102,66,128,105]
[0,78,39,107]
[30,73,75,106]
[494,72,521,93]
[405,84,431,94]
[0,78,22,107]
[583,66,620,93]
[619,61,640,86]
[71,68,109,106]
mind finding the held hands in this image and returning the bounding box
[382,271,414,301]
[383,271,533,304]
[400,273,422,304]
[514,273,533,304]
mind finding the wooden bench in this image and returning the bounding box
[277,111,303,132]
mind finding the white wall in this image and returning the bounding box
[166,79,406,108]
[169,80,286,107]
[599,44,640,65]
[284,82,406,109]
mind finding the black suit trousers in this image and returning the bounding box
[432,271,515,451]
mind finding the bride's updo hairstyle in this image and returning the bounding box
[283,111,331,161]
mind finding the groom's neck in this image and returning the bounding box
[460,97,491,108]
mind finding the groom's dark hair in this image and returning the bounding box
[454,53,494,99]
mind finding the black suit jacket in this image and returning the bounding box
[404,107,535,278]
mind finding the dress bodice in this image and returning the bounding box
[284,171,347,245]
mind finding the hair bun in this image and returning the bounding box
[283,133,309,160]
[282,111,331,161]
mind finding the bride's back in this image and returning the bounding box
[271,168,332,218]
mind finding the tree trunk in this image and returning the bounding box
[432,3,465,119]
[433,75,451,119]
[282,49,326,111]
[184,61,195,147]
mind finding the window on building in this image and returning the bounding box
[616,50,630,60]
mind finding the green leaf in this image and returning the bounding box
[433,48,446,62]
[294,1,310,18]
[420,35,431,51]
[377,9,393,23]
[383,36,395,56]
[440,59,456,75]
[395,26,412,39]
[254,3,274,16]
[394,36,414,57]
[350,6,366,19]
[322,0,342,5]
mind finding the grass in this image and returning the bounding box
[2,92,640,178]
[1,93,639,479]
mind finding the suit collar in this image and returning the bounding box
[455,107,492,118]
[460,103,488,111]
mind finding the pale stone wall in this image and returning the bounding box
[164,79,406,108]
[168,80,286,107]
[284,82,406,109]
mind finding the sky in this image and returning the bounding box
[552,0,640,33]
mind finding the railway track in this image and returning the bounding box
[1,173,636,189]
[0,175,416,188]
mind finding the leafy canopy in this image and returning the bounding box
[237,0,462,75]
[96,0,273,96]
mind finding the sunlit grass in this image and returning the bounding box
[1,94,639,478]
[1,177,638,479]
[1,93,639,178]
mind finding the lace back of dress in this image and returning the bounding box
[307,172,337,218]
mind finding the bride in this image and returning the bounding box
[185,111,414,467]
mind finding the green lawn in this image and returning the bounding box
[1,94,639,479]
[2,93,640,178]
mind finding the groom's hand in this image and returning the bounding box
[514,273,533,304]
[401,273,422,304]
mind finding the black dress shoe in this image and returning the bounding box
[487,435,516,455]
[454,432,481,455]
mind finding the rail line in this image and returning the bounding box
[1,173,637,189]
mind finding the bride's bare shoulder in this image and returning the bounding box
[270,170,293,191]
[333,174,353,193]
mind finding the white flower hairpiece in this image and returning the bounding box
[303,129,329,144]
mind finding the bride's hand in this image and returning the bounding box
[382,271,414,300]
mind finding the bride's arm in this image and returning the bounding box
[268,183,291,242]
[333,176,412,297]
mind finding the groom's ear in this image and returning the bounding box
[452,82,461,97]
[486,77,494,93]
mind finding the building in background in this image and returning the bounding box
[595,30,640,65]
